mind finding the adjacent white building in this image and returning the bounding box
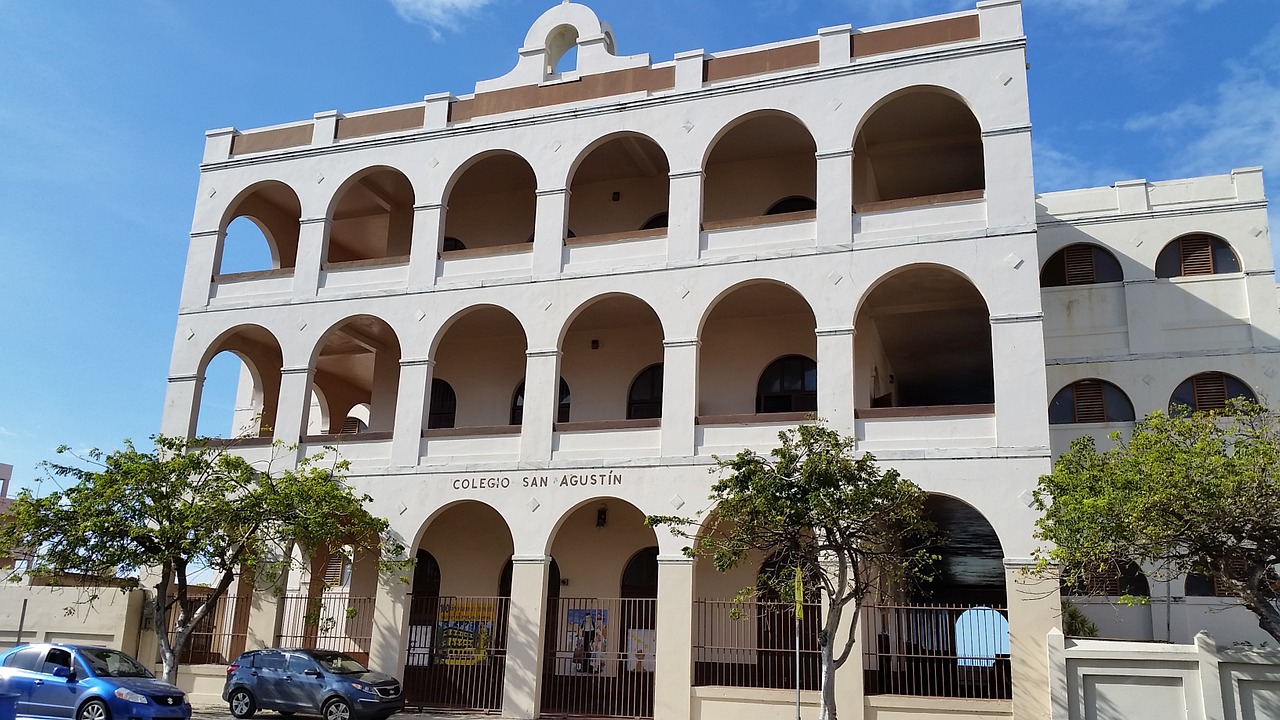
[159,1,1277,718]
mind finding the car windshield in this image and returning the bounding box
[80,648,154,679]
[307,651,368,675]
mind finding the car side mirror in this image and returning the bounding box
[51,666,70,680]
[303,668,322,677]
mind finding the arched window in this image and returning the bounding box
[1049,379,1135,424]
[1063,560,1150,597]
[954,608,1009,668]
[640,212,669,230]
[1040,244,1124,287]
[627,364,663,420]
[765,196,816,216]
[428,378,457,429]
[1155,235,1240,278]
[442,237,466,252]
[510,378,571,425]
[1169,372,1255,413]
[756,355,817,413]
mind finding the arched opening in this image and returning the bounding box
[219,181,301,274]
[1169,371,1255,413]
[853,89,984,209]
[511,378,571,425]
[404,502,515,712]
[326,167,415,265]
[546,24,580,76]
[568,134,670,241]
[429,306,528,432]
[443,153,537,254]
[703,113,816,226]
[306,316,401,437]
[1155,234,1241,278]
[542,500,658,717]
[220,216,277,275]
[912,495,1007,606]
[699,282,816,419]
[627,364,663,420]
[765,196,816,216]
[428,378,457,429]
[560,295,664,424]
[1040,244,1124,287]
[1049,379,1135,424]
[855,267,992,410]
[194,326,283,440]
[755,354,817,414]
[1063,560,1150,598]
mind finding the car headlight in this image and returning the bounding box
[114,688,149,705]
[350,683,375,695]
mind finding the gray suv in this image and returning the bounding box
[223,649,402,720]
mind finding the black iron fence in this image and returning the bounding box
[692,599,822,690]
[862,603,1011,699]
[401,595,509,713]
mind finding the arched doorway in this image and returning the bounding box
[403,503,513,713]
[540,501,658,718]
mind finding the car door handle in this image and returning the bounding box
[33,680,43,686]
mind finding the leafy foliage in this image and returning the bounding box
[0,436,408,681]
[1033,401,1280,641]
[648,423,935,720]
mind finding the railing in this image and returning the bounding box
[540,597,656,718]
[692,599,822,690]
[167,593,249,665]
[276,593,375,664]
[862,603,1010,699]
[402,595,509,713]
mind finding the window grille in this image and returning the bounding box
[1063,245,1095,285]
[1180,236,1214,276]
[1071,381,1106,423]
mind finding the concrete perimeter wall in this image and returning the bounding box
[1048,630,1280,720]
[0,584,144,655]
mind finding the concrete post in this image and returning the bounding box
[368,576,411,677]
[161,375,201,438]
[659,339,699,458]
[1005,561,1057,720]
[533,188,568,280]
[815,150,854,248]
[991,315,1050,449]
[654,556,693,720]
[407,203,443,292]
[273,366,314,447]
[179,230,220,311]
[391,358,432,467]
[816,326,855,435]
[520,349,561,463]
[667,170,703,265]
[293,218,329,299]
[502,555,550,719]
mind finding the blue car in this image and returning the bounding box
[0,643,190,720]
[223,649,402,720]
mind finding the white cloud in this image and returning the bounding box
[0,427,15,438]
[388,0,493,35]
[1032,0,1226,52]
[1032,141,1133,194]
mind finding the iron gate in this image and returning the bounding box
[540,597,656,718]
[402,595,510,712]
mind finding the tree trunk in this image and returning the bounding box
[819,641,837,720]
[1240,580,1280,644]
[153,593,179,685]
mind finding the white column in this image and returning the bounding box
[532,188,568,280]
[653,555,693,720]
[834,608,866,720]
[293,218,328,299]
[666,170,703,265]
[520,349,561,463]
[502,555,550,719]
[369,348,400,433]
[982,128,1035,233]
[368,575,411,677]
[273,366,313,447]
[244,564,289,652]
[179,230,220,310]
[815,149,854,248]
[1005,560,1057,720]
[407,203,443,291]
[816,326,855,435]
[392,358,432,467]
[660,339,699,458]
[161,375,200,438]
[991,314,1050,449]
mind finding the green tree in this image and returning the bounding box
[648,424,935,720]
[0,436,408,683]
[1033,401,1280,641]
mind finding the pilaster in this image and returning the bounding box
[179,230,221,310]
[273,365,313,447]
[816,150,854,248]
[1005,560,1057,720]
[293,218,329,299]
[407,203,444,291]
[391,358,432,467]
[667,170,703,265]
[533,188,568,280]
[653,555,693,720]
[659,339,699,458]
[502,555,550,719]
[816,326,855,434]
[520,349,562,463]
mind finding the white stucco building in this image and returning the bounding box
[159,1,1276,718]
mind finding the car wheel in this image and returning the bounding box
[323,698,351,720]
[229,689,257,719]
[78,699,110,720]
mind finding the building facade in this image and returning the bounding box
[160,1,1275,718]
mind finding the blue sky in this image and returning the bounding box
[0,0,1276,492]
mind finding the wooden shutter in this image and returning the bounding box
[340,416,363,434]
[1072,381,1106,423]
[1064,245,1096,285]
[1192,374,1228,411]
[323,554,345,584]
[1180,236,1213,276]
